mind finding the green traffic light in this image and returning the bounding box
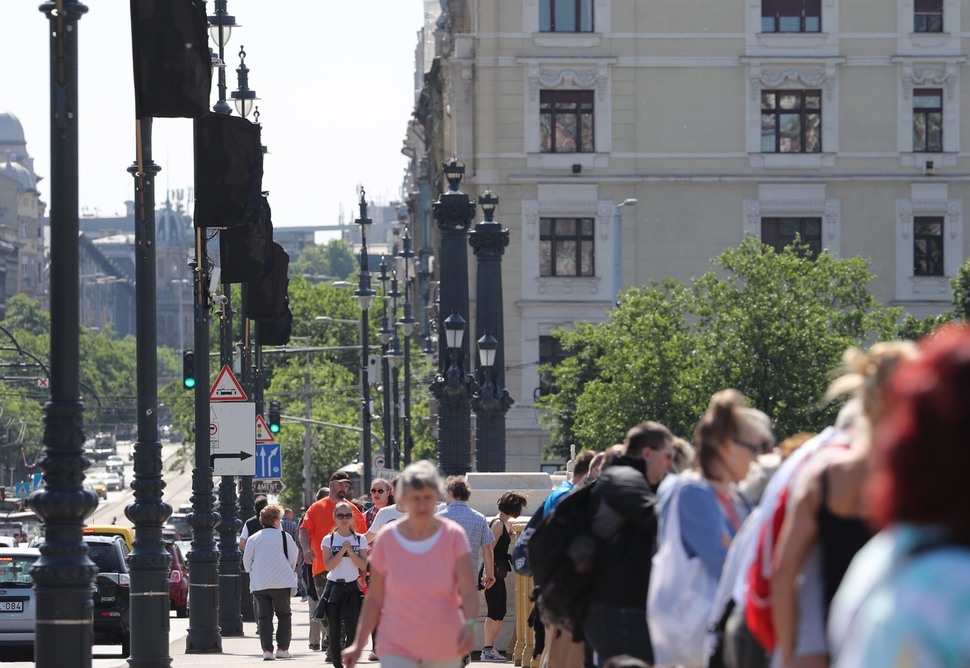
[269,424,280,433]
[183,378,196,389]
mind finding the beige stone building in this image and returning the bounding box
[405,0,970,470]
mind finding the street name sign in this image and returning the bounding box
[210,402,256,476]
[252,479,285,495]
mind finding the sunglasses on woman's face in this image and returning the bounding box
[334,513,353,520]
[370,488,387,494]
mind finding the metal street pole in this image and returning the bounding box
[469,191,513,472]
[30,5,99,668]
[353,192,375,491]
[612,198,638,303]
[397,228,417,467]
[428,158,476,475]
[377,258,393,467]
[302,353,313,507]
[125,116,175,667]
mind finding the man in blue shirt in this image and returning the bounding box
[543,450,596,514]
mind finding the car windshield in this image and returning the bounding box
[0,554,37,586]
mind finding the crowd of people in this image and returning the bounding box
[240,324,970,666]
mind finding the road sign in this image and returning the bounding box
[209,365,248,402]
[255,443,282,480]
[372,454,385,470]
[14,482,30,498]
[210,402,256,476]
[254,414,275,443]
[36,377,49,389]
[252,479,285,495]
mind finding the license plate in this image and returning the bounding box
[0,601,23,612]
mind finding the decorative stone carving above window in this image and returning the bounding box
[528,67,609,102]
[751,68,837,101]
[901,65,957,100]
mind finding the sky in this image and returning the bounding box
[1,1,426,231]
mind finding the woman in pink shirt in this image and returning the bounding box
[342,460,478,668]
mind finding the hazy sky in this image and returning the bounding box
[1,1,425,229]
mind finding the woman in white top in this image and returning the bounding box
[315,501,368,668]
[242,504,299,660]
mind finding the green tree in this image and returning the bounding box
[539,237,900,455]
[291,239,357,282]
[1,294,50,336]
[950,257,970,321]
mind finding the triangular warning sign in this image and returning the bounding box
[255,414,275,443]
[209,365,248,402]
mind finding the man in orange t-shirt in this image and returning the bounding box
[300,471,367,586]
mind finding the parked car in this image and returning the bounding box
[0,547,40,655]
[165,540,189,618]
[103,473,123,492]
[85,534,131,656]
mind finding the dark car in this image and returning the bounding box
[165,540,189,618]
[167,513,193,541]
[85,534,131,656]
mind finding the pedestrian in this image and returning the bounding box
[366,476,407,542]
[585,420,674,667]
[242,503,299,661]
[437,475,496,590]
[341,460,478,668]
[649,391,772,667]
[481,491,527,663]
[829,324,970,666]
[281,508,303,599]
[362,477,396,661]
[364,478,394,528]
[306,487,329,649]
[313,501,368,668]
[539,451,596,668]
[300,473,368,658]
[239,495,270,552]
[773,341,917,668]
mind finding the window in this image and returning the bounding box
[761,217,822,256]
[538,335,570,396]
[761,90,822,153]
[761,0,821,33]
[540,0,593,33]
[540,90,595,154]
[915,0,944,32]
[913,89,943,153]
[914,216,944,276]
[540,218,595,277]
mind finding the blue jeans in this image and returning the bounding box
[584,603,653,667]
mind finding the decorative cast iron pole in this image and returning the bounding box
[469,190,513,471]
[30,4,99,667]
[353,192,376,490]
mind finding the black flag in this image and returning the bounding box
[219,193,275,284]
[194,113,264,229]
[248,243,289,320]
[259,305,293,347]
[130,0,212,118]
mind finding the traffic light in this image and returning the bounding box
[268,401,281,433]
[182,350,196,389]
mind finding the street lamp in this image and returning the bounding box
[469,189,513,472]
[230,46,258,119]
[397,227,417,466]
[430,157,477,475]
[207,0,237,116]
[354,190,375,490]
[613,198,638,303]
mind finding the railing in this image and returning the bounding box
[509,519,536,666]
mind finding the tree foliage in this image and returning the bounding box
[290,240,357,282]
[538,237,900,456]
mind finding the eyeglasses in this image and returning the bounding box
[370,488,387,494]
[735,438,763,455]
[334,513,353,520]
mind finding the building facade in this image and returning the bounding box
[406,0,970,470]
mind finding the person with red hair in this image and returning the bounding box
[829,324,970,666]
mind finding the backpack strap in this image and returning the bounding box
[281,529,288,559]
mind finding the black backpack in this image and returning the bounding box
[527,479,601,640]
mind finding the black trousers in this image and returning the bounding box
[322,580,362,668]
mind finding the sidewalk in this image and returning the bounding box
[161,615,501,667]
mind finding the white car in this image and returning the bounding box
[105,455,125,472]
[104,473,123,492]
[0,547,40,650]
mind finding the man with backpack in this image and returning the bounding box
[586,421,674,667]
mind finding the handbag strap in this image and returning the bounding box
[281,529,288,559]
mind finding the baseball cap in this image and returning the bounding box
[329,471,352,483]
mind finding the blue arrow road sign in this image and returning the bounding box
[255,443,281,480]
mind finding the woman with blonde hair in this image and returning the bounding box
[771,341,919,668]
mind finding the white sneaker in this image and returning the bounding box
[481,648,507,663]
[276,649,292,659]
[263,651,276,661]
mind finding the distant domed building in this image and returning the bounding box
[0,110,45,313]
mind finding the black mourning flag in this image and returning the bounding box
[248,243,289,320]
[219,193,275,284]
[130,0,212,118]
[259,304,293,347]
[194,113,264,229]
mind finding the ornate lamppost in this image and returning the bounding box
[376,257,393,466]
[353,192,376,490]
[429,313,477,474]
[469,190,513,471]
[396,228,418,466]
[428,158,477,474]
